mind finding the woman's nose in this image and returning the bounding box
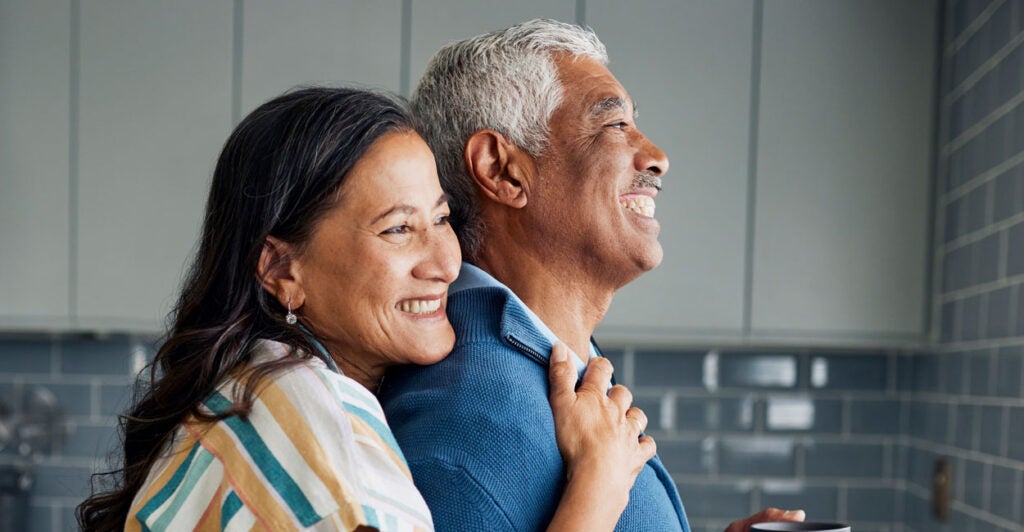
[412,227,461,283]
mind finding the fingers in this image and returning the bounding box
[725,508,806,532]
[625,406,648,434]
[781,509,805,521]
[548,343,577,407]
[638,434,657,462]
[607,384,632,413]
[579,356,614,394]
[754,508,805,522]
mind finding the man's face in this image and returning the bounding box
[527,54,669,288]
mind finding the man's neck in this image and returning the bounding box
[474,250,614,364]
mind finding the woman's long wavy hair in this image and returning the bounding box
[77,87,418,531]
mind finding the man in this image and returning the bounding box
[379,19,804,531]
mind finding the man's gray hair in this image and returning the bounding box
[411,19,608,260]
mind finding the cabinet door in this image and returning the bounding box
[592,0,754,342]
[0,0,71,329]
[241,0,403,116]
[408,0,575,90]
[76,1,234,331]
[752,0,935,343]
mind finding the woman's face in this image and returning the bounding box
[296,130,460,382]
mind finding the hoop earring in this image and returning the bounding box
[286,297,298,325]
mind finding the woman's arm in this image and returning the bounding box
[546,343,655,531]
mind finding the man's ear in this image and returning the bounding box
[464,129,530,209]
[257,236,306,310]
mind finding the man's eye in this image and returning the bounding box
[606,122,628,130]
[382,225,411,235]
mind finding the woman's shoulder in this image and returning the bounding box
[128,339,431,531]
[241,338,385,419]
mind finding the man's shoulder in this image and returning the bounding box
[444,284,511,340]
[380,327,548,414]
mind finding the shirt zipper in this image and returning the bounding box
[505,334,549,367]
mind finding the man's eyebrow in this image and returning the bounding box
[370,193,450,225]
[589,97,639,120]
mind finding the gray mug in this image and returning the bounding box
[750,523,850,532]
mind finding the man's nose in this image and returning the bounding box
[635,134,669,177]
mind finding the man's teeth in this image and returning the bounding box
[621,196,656,217]
[398,299,442,314]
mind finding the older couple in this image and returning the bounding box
[80,20,803,532]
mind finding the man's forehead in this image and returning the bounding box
[552,55,637,118]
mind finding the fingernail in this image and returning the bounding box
[551,345,566,363]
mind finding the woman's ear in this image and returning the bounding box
[257,236,306,310]
[464,129,530,209]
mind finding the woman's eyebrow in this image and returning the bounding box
[370,194,450,225]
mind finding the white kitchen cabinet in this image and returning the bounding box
[240,0,403,116]
[751,0,935,344]
[0,1,938,345]
[75,1,235,331]
[0,0,72,329]
[592,0,754,343]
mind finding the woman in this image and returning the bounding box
[78,87,654,531]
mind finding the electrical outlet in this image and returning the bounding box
[931,458,951,521]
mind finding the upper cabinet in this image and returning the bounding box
[75,1,235,331]
[0,1,939,346]
[0,0,72,329]
[592,0,755,343]
[240,0,403,115]
[751,0,936,345]
[408,0,574,93]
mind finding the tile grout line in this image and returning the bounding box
[1014,468,1023,522]
[945,0,1006,56]
[939,210,1023,253]
[907,481,1024,531]
[947,29,1024,117]
[836,483,847,523]
[943,149,1024,207]
[1000,405,1010,458]
[971,404,984,454]
[988,348,999,396]
[939,276,1024,304]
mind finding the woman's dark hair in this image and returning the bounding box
[77,87,418,531]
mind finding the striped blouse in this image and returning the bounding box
[126,339,433,531]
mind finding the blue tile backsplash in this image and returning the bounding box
[914,1,1024,530]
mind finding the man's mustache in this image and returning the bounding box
[632,172,662,191]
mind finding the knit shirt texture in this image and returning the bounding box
[379,263,690,531]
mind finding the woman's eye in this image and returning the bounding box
[382,225,411,235]
[435,214,451,226]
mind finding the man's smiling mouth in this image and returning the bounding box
[621,196,655,217]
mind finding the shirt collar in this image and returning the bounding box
[451,263,597,374]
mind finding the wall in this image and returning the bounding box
[0,340,916,532]
[608,347,913,532]
[4,2,1008,532]
[0,336,152,531]
[905,0,1024,530]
